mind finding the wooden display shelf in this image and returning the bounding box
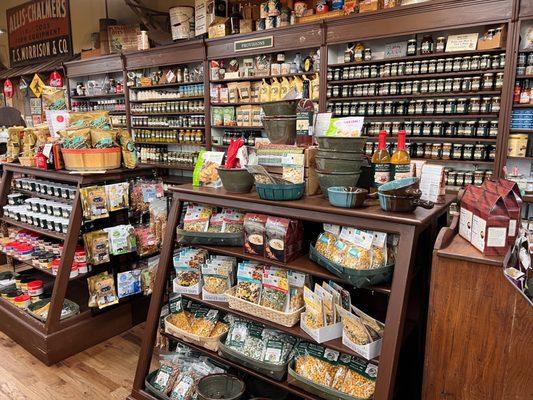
[162,332,324,400]
[327,91,501,102]
[70,93,124,99]
[509,129,533,134]
[108,110,127,115]
[343,113,498,120]
[130,112,204,116]
[129,81,203,90]
[512,103,533,108]
[411,158,494,165]
[328,69,504,85]
[364,136,497,143]
[515,74,533,79]
[507,156,533,161]
[211,101,258,106]
[328,48,505,68]
[211,125,263,130]
[139,163,195,171]
[129,96,205,103]
[194,244,391,295]
[14,188,74,204]
[9,255,91,281]
[523,194,533,203]
[134,141,205,146]
[132,126,205,130]
[211,72,317,84]
[1,217,67,240]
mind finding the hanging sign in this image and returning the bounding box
[19,77,29,96]
[30,97,42,115]
[49,70,63,87]
[3,79,14,99]
[234,36,274,52]
[30,74,45,98]
[7,0,72,67]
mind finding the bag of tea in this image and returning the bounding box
[42,86,67,110]
[91,128,117,148]
[80,185,109,220]
[244,213,268,256]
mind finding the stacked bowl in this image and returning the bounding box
[314,137,366,198]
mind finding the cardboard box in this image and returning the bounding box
[342,331,382,361]
[359,0,383,13]
[477,25,506,50]
[208,17,230,38]
[301,313,343,343]
[460,185,511,256]
[240,19,254,34]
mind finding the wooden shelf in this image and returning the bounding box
[509,129,533,134]
[1,217,67,240]
[162,332,322,400]
[134,141,205,146]
[129,81,203,90]
[211,125,263,130]
[328,69,504,85]
[195,244,391,295]
[9,255,91,282]
[515,75,533,79]
[131,111,203,116]
[336,113,498,120]
[507,156,533,161]
[327,90,501,102]
[211,72,317,84]
[211,101,258,106]
[129,96,205,102]
[70,93,124,99]
[139,163,195,170]
[411,158,494,165]
[180,292,378,362]
[14,189,74,204]
[523,194,533,203]
[328,48,505,68]
[513,103,533,108]
[132,126,205,130]
[364,136,497,143]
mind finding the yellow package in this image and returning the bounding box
[270,78,281,101]
[337,306,371,345]
[259,78,271,102]
[280,77,291,100]
[303,286,324,329]
[292,75,303,95]
[311,74,320,101]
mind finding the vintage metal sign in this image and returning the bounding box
[234,36,274,52]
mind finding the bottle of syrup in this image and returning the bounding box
[371,130,391,189]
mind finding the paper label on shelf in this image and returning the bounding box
[314,113,332,137]
[459,207,473,242]
[471,214,487,252]
[487,227,507,248]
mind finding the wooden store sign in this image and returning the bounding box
[234,36,273,52]
[7,0,72,67]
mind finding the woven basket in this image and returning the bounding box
[164,314,227,352]
[19,156,36,167]
[61,147,121,171]
[226,286,304,327]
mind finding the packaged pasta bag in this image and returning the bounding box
[221,208,245,233]
[117,129,138,169]
[105,182,129,211]
[241,322,266,360]
[315,283,335,325]
[201,262,232,295]
[315,224,341,259]
[166,295,192,332]
[104,224,137,255]
[42,86,67,110]
[225,320,249,351]
[338,227,373,270]
[288,270,307,311]
[337,306,372,346]
[152,361,181,395]
[190,308,219,337]
[260,266,288,312]
[174,263,201,288]
[352,305,385,340]
[262,329,297,365]
[303,286,324,329]
[329,280,352,311]
[207,212,224,233]
[333,354,377,399]
[84,230,110,265]
[293,342,340,387]
[235,262,263,303]
[370,231,388,269]
[183,204,213,232]
[80,185,109,220]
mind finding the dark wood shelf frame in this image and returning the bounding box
[364,135,498,143]
[132,126,206,130]
[327,90,502,102]
[0,163,156,365]
[130,184,451,400]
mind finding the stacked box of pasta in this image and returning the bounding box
[459,184,512,256]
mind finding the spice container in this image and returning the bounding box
[407,39,417,56]
[435,37,446,53]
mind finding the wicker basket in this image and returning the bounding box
[18,156,36,167]
[61,147,121,171]
[226,286,304,327]
[164,314,227,352]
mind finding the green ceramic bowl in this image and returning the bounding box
[217,167,255,193]
[315,170,361,198]
[315,156,363,173]
[316,148,365,160]
[316,136,366,152]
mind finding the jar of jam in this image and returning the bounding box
[412,80,420,93]
[405,62,413,75]
[495,72,504,90]
[456,98,467,114]
[453,57,462,72]
[343,102,351,116]
[415,100,425,114]
[461,57,471,71]
[333,68,341,80]
[477,120,489,136]
[456,172,466,186]
[452,144,463,159]
[341,85,350,97]
[342,68,349,80]
[488,146,496,160]
[470,56,481,70]
[353,85,362,96]
[491,96,501,113]
[499,53,506,68]
[407,39,417,56]
[350,102,358,115]
[370,66,378,78]
[482,73,494,90]
[464,171,474,185]
[416,142,425,157]
[465,121,476,136]
[433,121,444,135]
[462,77,472,92]
[413,121,423,136]
[404,121,414,135]
[407,101,416,115]
[389,82,398,95]
[403,81,413,95]
[367,101,376,115]
[421,35,434,54]
[474,170,485,185]
[358,102,367,115]
[425,99,435,114]
[428,79,437,93]
[469,97,481,113]
[471,76,481,92]
[397,62,405,76]
[381,63,391,77]
[420,60,429,74]
[480,54,491,70]
[436,59,445,73]
[428,59,437,73]
[368,83,377,96]
[384,101,393,115]
[431,143,442,159]
[452,78,462,92]
[481,97,492,113]
[447,170,457,186]
[363,48,372,61]
[435,99,445,114]
[442,143,452,159]
[390,63,398,77]
[362,66,371,78]
[412,61,421,75]
[435,37,446,53]
[334,103,343,115]
[473,144,486,160]
[445,78,453,92]
[463,144,474,160]
[489,120,498,137]
[491,54,500,69]
[445,98,456,114]
[332,86,340,97]
[420,80,429,93]
[436,79,445,92]
[423,121,433,136]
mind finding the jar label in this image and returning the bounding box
[392,164,411,180]
[372,164,391,187]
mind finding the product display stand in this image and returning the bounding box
[0,163,155,365]
[129,185,452,400]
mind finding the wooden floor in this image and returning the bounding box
[0,324,148,400]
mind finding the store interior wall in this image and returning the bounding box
[0,0,193,68]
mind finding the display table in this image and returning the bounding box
[423,227,533,400]
[129,184,453,400]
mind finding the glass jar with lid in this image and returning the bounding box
[444,78,454,92]
[407,39,417,56]
[452,143,463,159]
[379,83,389,96]
[435,37,446,53]
[413,121,423,136]
[362,66,371,78]
[469,97,481,113]
[407,100,415,115]
[473,170,485,185]
[452,78,462,92]
[392,121,402,133]
[355,66,363,79]
[405,61,413,75]
[435,99,446,114]
[480,54,491,70]
[482,73,494,90]
[350,101,358,115]
[390,63,398,77]
[491,96,501,113]
[368,65,377,78]
[341,85,350,97]
[383,101,393,115]
[428,79,437,92]
[431,143,442,159]
[366,101,376,115]
[411,80,421,93]
[495,72,504,90]
[499,53,506,68]
[397,62,405,76]
[446,170,457,186]
[342,102,351,116]
[464,171,474,185]
[489,120,498,137]
[404,121,414,135]
[389,82,398,95]
[436,79,445,92]
[420,60,429,74]
[423,121,433,136]
[453,57,462,72]
[456,172,466,186]
[421,35,434,54]
[428,59,437,73]
[361,84,369,96]
[470,56,481,70]
[471,76,481,92]
[463,144,474,160]
[368,83,377,96]
[420,80,429,93]
[357,102,367,115]
[445,98,456,114]
[491,55,500,69]
[488,146,496,161]
[416,142,425,157]
[433,121,444,136]
[333,68,341,80]
[334,102,343,115]
[462,77,472,92]
[456,98,467,114]
[425,99,436,114]
[412,61,421,75]
[436,59,446,73]
[458,121,468,136]
[473,144,486,160]
[481,97,492,113]
[461,57,471,71]
[465,121,476,136]
[476,120,488,136]
[352,85,362,96]
[342,68,350,80]
[381,63,391,77]
[415,100,425,114]
[442,143,452,159]
[403,81,413,95]
[445,58,454,72]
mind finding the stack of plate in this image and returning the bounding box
[315,137,366,198]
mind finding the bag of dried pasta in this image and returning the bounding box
[190,308,219,337]
[337,227,373,270]
[336,306,372,346]
[334,355,377,399]
[293,342,339,387]
[303,286,324,329]
[370,231,388,269]
[6,126,23,162]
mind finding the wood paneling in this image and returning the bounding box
[519,0,533,18]
[423,233,533,400]
[125,40,206,70]
[64,54,123,77]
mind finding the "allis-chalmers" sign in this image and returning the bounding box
[7,0,72,67]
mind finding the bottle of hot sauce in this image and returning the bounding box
[371,130,391,189]
[391,130,411,180]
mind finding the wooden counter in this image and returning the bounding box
[422,230,533,400]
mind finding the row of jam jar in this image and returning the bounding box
[131,100,205,114]
[363,120,499,138]
[131,115,205,127]
[25,198,73,219]
[3,205,70,234]
[445,168,493,187]
[328,73,503,98]
[329,96,501,117]
[328,53,506,81]
[14,178,77,200]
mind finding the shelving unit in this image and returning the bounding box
[129,184,451,400]
[0,163,155,365]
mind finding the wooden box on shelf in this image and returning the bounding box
[478,24,507,50]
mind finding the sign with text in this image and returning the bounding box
[7,0,72,67]
[234,36,273,52]
[445,33,479,52]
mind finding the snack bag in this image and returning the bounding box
[69,111,111,130]
[84,230,110,265]
[105,182,129,211]
[95,272,119,309]
[192,150,225,187]
[190,308,219,336]
[303,286,324,329]
[288,270,306,311]
[207,212,224,233]
[270,78,281,101]
[370,231,388,269]
[260,267,288,312]
[117,269,142,298]
[42,86,67,110]
[117,129,138,169]
[90,128,117,148]
[183,204,213,232]
[59,127,92,149]
[201,263,232,295]
[221,208,245,233]
[80,185,109,220]
[315,283,335,325]
[294,342,339,387]
[259,79,271,102]
[235,263,263,303]
[104,224,136,255]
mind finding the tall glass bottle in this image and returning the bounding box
[371,130,391,189]
[390,130,411,180]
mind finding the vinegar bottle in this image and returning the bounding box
[371,130,391,189]
[391,130,411,180]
